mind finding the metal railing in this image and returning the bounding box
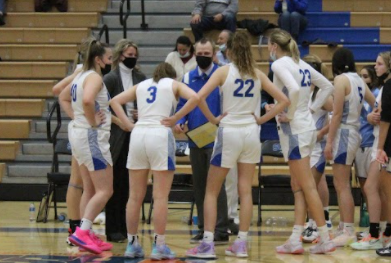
[97,24,110,44]
[140,0,148,30]
[120,0,131,38]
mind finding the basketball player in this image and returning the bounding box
[185,31,290,259]
[109,62,199,260]
[268,29,335,254]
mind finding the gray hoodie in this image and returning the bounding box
[192,0,238,17]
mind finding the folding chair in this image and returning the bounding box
[146,140,195,225]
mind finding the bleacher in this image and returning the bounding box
[0,0,388,197]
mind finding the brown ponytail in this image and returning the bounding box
[82,38,108,72]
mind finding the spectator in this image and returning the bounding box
[190,0,238,42]
[103,39,146,242]
[174,38,229,244]
[274,0,308,41]
[215,30,233,66]
[165,36,197,82]
[0,0,5,26]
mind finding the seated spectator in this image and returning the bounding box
[190,0,238,42]
[274,0,308,40]
[0,0,5,26]
[165,36,197,81]
[214,30,233,66]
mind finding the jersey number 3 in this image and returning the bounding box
[233,79,254,97]
[146,86,157,103]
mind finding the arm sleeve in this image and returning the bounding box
[192,0,206,15]
[274,0,282,13]
[292,0,308,13]
[271,60,300,119]
[381,82,391,123]
[308,67,334,112]
[222,0,238,17]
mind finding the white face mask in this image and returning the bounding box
[269,50,277,61]
[179,52,190,58]
[219,44,227,52]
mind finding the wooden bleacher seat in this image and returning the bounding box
[0,80,55,98]
[7,0,109,12]
[0,62,68,79]
[0,99,45,117]
[0,163,5,182]
[0,45,78,61]
[351,12,391,27]
[5,13,100,28]
[0,141,20,160]
[238,0,275,12]
[323,0,391,12]
[0,120,31,139]
[0,28,90,44]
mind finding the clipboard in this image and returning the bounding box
[186,122,218,148]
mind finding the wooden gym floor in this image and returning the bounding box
[0,201,388,263]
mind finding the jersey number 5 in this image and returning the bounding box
[146,86,157,103]
[233,79,254,97]
[299,69,311,87]
[71,84,77,102]
[358,86,363,104]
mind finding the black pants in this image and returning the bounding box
[190,147,228,235]
[105,133,130,238]
[190,14,236,42]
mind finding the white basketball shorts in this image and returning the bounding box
[310,139,327,174]
[332,128,361,166]
[278,130,317,162]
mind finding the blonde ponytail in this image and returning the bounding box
[269,29,300,63]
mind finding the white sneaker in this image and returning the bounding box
[93,212,106,225]
[276,239,304,254]
[332,230,356,247]
[302,227,319,243]
[382,234,391,247]
[309,240,336,254]
[350,234,382,250]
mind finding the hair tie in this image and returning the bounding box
[345,65,349,69]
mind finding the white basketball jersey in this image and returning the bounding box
[136,78,177,126]
[71,70,111,130]
[373,87,383,138]
[219,64,261,126]
[272,57,321,135]
[341,72,366,129]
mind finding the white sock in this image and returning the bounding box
[237,231,248,241]
[128,234,138,245]
[308,218,314,227]
[203,231,214,243]
[154,233,165,246]
[344,223,355,235]
[80,218,92,230]
[381,221,387,233]
[324,206,329,212]
[318,225,330,243]
[289,225,304,242]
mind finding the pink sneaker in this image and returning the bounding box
[225,240,248,258]
[89,231,113,251]
[69,227,102,254]
[276,239,304,254]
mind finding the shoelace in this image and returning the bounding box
[89,231,103,245]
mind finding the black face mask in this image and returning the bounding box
[196,55,212,70]
[101,63,111,76]
[379,72,390,83]
[123,57,137,69]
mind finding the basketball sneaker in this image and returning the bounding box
[186,241,216,258]
[376,245,391,256]
[93,212,105,225]
[309,240,336,254]
[276,239,304,254]
[89,231,112,251]
[332,229,356,247]
[124,242,144,258]
[225,240,248,258]
[302,227,319,243]
[150,244,176,260]
[68,227,102,254]
[66,228,75,246]
[350,234,382,250]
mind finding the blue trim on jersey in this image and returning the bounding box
[88,129,107,171]
[211,127,223,166]
[167,129,176,171]
[334,129,349,164]
[315,140,326,173]
[288,134,302,160]
[341,100,350,124]
[315,114,327,130]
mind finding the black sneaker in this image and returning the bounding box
[377,246,391,256]
[214,233,229,245]
[190,232,204,244]
[228,219,239,235]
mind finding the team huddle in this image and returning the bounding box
[52,28,391,259]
